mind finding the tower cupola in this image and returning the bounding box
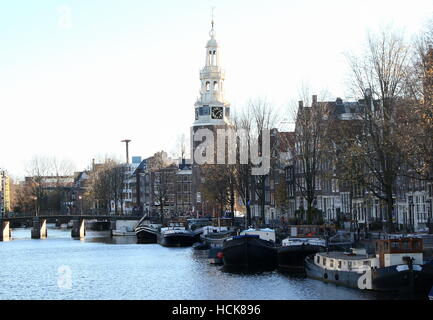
[193,18,230,127]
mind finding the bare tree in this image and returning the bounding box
[291,89,332,224]
[87,163,112,214]
[341,29,411,233]
[10,180,33,214]
[87,159,126,214]
[401,21,433,182]
[199,164,229,218]
[199,162,237,222]
[232,107,253,226]
[110,163,127,215]
[250,98,278,224]
[24,156,75,214]
[149,151,175,224]
[176,133,188,161]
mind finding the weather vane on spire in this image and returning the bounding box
[210,6,215,37]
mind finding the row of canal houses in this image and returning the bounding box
[69,154,193,218]
[276,96,432,232]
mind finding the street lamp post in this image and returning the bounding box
[79,195,83,215]
[409,196,414,233]
[33,196,38,217]
[121,139,131,164]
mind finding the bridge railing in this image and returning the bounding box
[3,211,145,220]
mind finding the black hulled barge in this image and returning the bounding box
[222,228,278,272]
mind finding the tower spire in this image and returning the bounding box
[210,7,215,37]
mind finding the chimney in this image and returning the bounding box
[312,95,317,106]
[298,101,304,108]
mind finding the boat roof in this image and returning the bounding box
[284,237,323,241]
[244,228,275,233]
[317,252,374,261]
[187,218,211,222]
[233,234,260,239]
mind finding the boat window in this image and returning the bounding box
[413,241,420,249]
[316,256,320,264]
[384,241,389,251]
[402,241,409,250]
[338,261,342,269]
[330,259,334,268]
[322,258,326,266]
[363,260,371,266]
[348,261,352,268]
[391,241,399,249]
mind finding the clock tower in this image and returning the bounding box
[191,18,231,216]
[192,20,230,127]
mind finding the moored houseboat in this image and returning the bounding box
[278,237,326,272]
[135,223,161,243]
[159,225,196,247]
[201,225,237,248]
[186,218,212,241]
[222,228,278,272]
[305,237,433,293]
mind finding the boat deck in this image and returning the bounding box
[317,252,374,260]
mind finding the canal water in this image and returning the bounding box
[0,226,417,300]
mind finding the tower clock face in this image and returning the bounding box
[195,108,199,120]
[211,107,223,119]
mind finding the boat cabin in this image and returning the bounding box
[282,237,326,247]
[187,218,212,230]
[241,228,276,242]
[375,237,423,268]
[313,250,379,274]
[161,223,187,233]
[202,225,230,236]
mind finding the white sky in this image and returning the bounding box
[0,0,432,179]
